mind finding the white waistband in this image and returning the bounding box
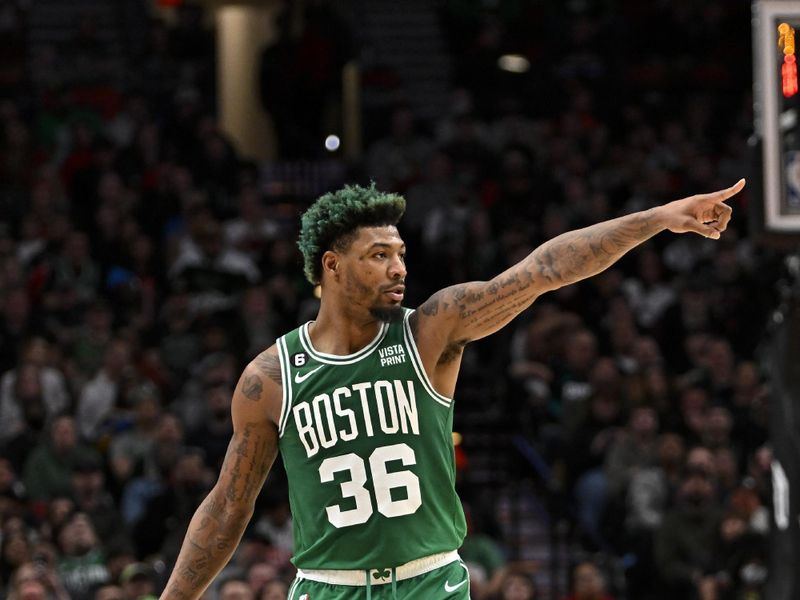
[296,550,460,586]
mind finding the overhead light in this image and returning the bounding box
[498,54,530,73]
[325,135,341,152]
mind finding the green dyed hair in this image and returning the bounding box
[297,183,406,284]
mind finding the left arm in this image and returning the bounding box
[412,179,743,349]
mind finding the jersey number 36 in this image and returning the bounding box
[318,443,422,528]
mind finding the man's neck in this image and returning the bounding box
[310,301,382,356]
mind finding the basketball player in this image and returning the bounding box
[160,179,744,600]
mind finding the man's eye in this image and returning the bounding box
[375,252,386,259]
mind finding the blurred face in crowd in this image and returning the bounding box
[573,562,607,600]
[588,393,619,425]
[207,385,232,421]
[686,446,716,477]
[21,337,50,366]
[630,406,658,439]
[679,470,715,510]
[104,339,132,376]
[71,467,103,503]
[219,579,254,600]
[173,453,207,489]
[93,584,125,600]
[59,513,98,556]
[134,395,162,427]
[3,532,30,568]
[704,407,732,443]
[657,433,685,468]
[705,338,734,374]
[260,580,288,600]
[122,573,154,600]
[50,416,76,452]
[680,387,708,436]
[12,563,47,600]
[247,563,278,594]
[563,330,597,372]
[633,336,662,367]
[156,413,184,444]
[589,358,620,397]
[15,363,42,399]
[501,572,536,600]
[48,497,75,530]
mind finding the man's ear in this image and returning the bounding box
[322,251,338,277]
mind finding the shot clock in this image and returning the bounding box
[754,0,800,233]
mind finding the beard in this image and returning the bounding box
[369,304,405,323]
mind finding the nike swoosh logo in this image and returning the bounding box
[444,579,468,593]
[294,365,323,384]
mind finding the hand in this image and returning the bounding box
[659,179,744,239]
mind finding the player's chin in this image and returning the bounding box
[369,304,405,323]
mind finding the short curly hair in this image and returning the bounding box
[297,183,406,284]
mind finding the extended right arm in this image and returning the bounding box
[160,350,282,600]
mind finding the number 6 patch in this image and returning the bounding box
[293,352,307,367]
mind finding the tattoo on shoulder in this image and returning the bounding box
[240,374,263,401]
[419,296,440,316]
[253,352,282,385]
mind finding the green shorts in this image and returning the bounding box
[287,557,471,600]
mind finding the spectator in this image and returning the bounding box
[118,562,156,600]
[495,567,539,600]
[626,432,686,534]
[76,338,135,442]
[1,531,31,592]
[69,455,128,549]
[108,383,163,485]
[252,497,293,567]
[133,449,211,561]
[8,561,70,600]
[69,301,114,383]
[168,215,260,316]
[245,563,279,598]
[0,287,45,375]
[218,576,254,600]
[604,406,660,501]
[92,583,125,600]
[654,462,723,599]
[186,383,233,469]
[22,415,100,503]
[0,338,70,444]
[562,560,616,600]
[258,579,288,600]
[56,512,110,600]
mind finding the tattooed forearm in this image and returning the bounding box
[159,491,250,599]
[528,208,663,289]
[253,352,282,385]
[160,423,277,600]
[420,208,665,344]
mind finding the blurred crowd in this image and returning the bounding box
[0,1,782,600]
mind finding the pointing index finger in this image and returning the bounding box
[718,178,746,202]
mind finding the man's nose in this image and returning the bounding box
[389,256,406,279]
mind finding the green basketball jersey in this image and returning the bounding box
[276,309,467,569]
